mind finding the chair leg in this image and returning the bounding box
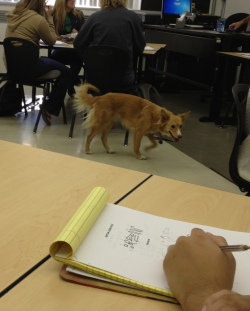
[69,112,77,138]
[0,81,8,104]
[54,82,67,124]
[19,84,28,116]
[62,103,67,124]
[124,130,129,146]
[33,89,46,133]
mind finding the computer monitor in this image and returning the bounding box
[162,0,192,24]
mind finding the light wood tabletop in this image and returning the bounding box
[39,41,166,55]
[0,140,149,293]
[217,51,250,61]
[144,43,166,55]
[2,175,250,310]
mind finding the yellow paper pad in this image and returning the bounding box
[50,187,173,298]
[50,187,109,259]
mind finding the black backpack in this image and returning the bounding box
[0,82,23,116]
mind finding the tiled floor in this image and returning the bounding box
[0,85,244,195]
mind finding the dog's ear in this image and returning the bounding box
[161,109,170,123]
[179,111,191,123]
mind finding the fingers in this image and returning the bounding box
[203,289,235,307]
[205,232,228,246]
[201,290,246,311]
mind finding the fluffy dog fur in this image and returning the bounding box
[75,84,190,160]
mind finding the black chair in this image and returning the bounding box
[225,13,249,32]
[1,37,67,133]
[69,45,162,145]
[230,83,250,196]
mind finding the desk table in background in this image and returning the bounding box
[144,25,250,124]
[1,147,250,310]
[0,140,149,294]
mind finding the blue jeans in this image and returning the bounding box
[51,49,83,92]
[34,57,70,116]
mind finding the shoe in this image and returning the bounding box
[41,109,51,126]
[68,87,76,98]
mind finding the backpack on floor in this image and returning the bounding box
[0,82,23,116]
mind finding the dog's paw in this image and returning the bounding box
[107,149,116,154]
[85,150,93,154]
[138,155,147,160]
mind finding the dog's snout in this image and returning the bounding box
[178,134,182,139]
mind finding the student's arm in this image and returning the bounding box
[229,15,250,30]
[131,14,146,55]
[163,229,236,311]
[202,290,250,311]
[38,8,56,46]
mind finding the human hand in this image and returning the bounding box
[201,289,250,311]
[163,228,236,311]
[71,28,78,33]
[229,21,243,30]
[46,6,53,17]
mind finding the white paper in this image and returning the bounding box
[66,265,138,289]
[144,46,156,51]
[54,41,69,46]
[69,203,250,294]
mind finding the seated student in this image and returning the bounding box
[52,0,85,97]
[230,15,250,30]
[74,0,146,86]
[4,0,70,126]
[163,228,250,311]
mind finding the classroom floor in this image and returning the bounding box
[0,85,243,195]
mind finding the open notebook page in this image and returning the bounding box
[56,203,250,295]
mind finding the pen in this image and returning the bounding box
[220,245,250,252]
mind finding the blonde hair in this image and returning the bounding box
[99,0,128,10]
[52,0,82,35]
[13,0,45,16]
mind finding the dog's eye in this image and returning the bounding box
[171,125,175,129]
[180,125,182,128]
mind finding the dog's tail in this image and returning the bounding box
[74,83,101,113]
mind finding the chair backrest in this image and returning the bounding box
[230,83,250,193]
[225,13,249,32]
[82,46,130,94]
[4,37,39,83]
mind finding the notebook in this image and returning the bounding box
[60,265,178,304]
[50,187,250,297]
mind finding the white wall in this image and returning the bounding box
[213,0,250,18]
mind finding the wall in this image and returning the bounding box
[213,0,250,18]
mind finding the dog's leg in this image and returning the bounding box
[145,133,158,151]
[101,122,116,154]
[85,126,103,154]
[134,130,147,160]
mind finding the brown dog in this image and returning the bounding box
[75,84,190,160]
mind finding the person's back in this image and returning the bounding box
[74,0,146,85]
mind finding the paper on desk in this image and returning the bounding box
[66,265,138,289]
[39,40,69,46]
[144,46,156,51]
[54,41,69,45]
[53,200,250,296]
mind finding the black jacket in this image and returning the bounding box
[74,7,146,74]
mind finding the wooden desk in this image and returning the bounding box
[0,140,149,293]
[2,176,250,310]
